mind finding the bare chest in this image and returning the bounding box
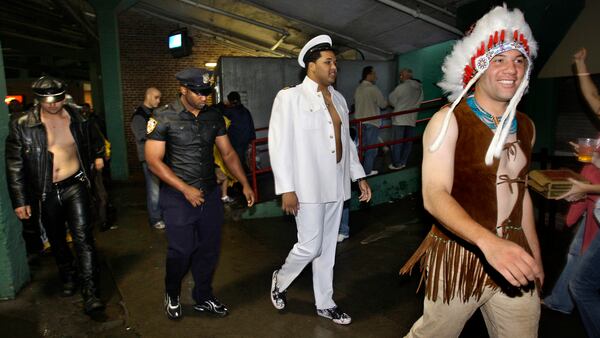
[42,115,76,149]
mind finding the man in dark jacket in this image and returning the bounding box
[131,87,164,229]
[220,91,255,170]
[5,76,106,315]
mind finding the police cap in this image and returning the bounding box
[31,76,67,103]
[175,68,214,96]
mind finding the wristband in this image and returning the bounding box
[577,72,590,76]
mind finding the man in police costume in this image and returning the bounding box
[6,76,106,314]
[268,35,372,325]
[145,68,255,320]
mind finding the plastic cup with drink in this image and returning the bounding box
[577,138,599,163]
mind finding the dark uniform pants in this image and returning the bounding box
[161,186,223,303]
[41,170,100,295]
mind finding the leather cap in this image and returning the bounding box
[31,76,67,103]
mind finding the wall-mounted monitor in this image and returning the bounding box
[169,33,183,49]
[168,28,193,58]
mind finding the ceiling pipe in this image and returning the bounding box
[134,6,295,58]
[242,0,394,58]
[375,0,463,36]
[0,16,87,41]
[0,31,85,49]
[270,34,286,50]
[416,0,456,18]
[213,37,263,57]
[176,0,289,37]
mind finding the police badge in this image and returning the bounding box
[147,117,158,134]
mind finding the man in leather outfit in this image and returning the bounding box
[5,76,106,314]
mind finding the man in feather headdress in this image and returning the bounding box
[400,6,544,337]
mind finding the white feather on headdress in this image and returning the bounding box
[430,4,538,166]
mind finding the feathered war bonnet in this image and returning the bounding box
[430,5,538,165]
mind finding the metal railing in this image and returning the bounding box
[248,97,445,202]
[352,98,444,160]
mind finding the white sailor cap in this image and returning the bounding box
[297,35,333,68]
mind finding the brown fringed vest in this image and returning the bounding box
[400,99,534,303]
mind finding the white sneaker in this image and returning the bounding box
[270,270,287,310]
[337,234,349,243]
[388,164,406,171]
[317,307,352,325]
[152,221,166,230]
[221,195,234,203]
[366,170,378,177]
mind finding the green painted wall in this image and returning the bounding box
[397,40,456,135]
[397,40,456,102]
[0,40,30,299]
[241,168,420,219]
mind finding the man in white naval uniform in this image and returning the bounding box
[268,35,372,325]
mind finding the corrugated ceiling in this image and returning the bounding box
[136,0,473,60]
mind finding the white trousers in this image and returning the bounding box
[277,162,345,310]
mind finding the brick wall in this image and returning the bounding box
[118,10,272,174]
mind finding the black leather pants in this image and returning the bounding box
[40,170,100,296]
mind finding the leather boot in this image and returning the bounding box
[60,269,78,297]
[62,280,77,297]
[82,287,105,315]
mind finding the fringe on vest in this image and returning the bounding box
[399,223,531,303]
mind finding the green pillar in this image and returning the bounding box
[89,60,105,116]
[89,0,138,180]
[0,40,30,299]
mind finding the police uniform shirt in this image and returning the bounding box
[146,97,226,191]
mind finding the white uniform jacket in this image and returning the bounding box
[268,76,366,203]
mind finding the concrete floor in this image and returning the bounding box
[0,176,589,338]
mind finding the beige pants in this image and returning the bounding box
[405,284,540,338]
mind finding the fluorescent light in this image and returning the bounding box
[205,62,217,68]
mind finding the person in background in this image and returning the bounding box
[543,153,600,315]
[572,48,600,115]
[8,99,23,118]
[338,127,360,243]
[388,68,423,170]
[221,91,256,171]
[214,114,237,203]
[131,87,165,230]
[552,47,600,338]
[354,66,388,176]
[81,103,115,231]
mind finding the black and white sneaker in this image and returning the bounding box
[193,298,229,317]
[271,270,287,310]
[317,307,352,325]
[164,294,183,320]
[270,270,287,310]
